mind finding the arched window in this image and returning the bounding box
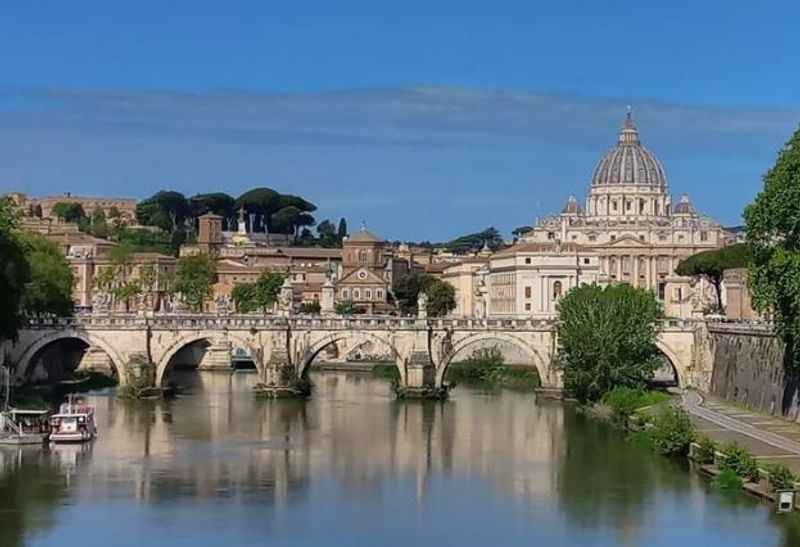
[353,289,361,300]
[358,250,368,265]
[365,289,372,300]
[342,289,350,299]
[553,281,563,300]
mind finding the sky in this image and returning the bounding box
[1,1,799,241]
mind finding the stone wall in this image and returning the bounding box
[707,325,794,418]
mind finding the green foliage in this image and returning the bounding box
[647,406,695,456]
[719,442,760,482]
[116,226,176,255]
[173,254,216,312]
[602,387,670,425]
[235,187,316,234]
[712,468,744,491]
[446,227,503,254]
[744,126,800,370]
[95,245,144,311]
[693,436,718,465]
[512,225,533,238]
[447,347,541,390]
[89,207,109,238]
[337,218,348,241]
[51,201,87,224]
[18,233,74,318]
[765,463,796,491]
[0,198,30,341]
[136,191,190,232]
[272,206,315,235]
[189,192,236,228]
[555,283,663,402]
[392,272,455,316]
[675,244,750,310]
[231,271,285,313]
[335,299,357,315]
[425,277,456,317]
[299,301,321,314]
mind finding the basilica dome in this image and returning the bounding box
[590,113,667,188]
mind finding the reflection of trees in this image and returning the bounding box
[557,409,656,544]
[0,449,70,547]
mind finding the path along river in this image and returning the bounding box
[2,370,800,547]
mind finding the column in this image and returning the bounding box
[633,255,639,288]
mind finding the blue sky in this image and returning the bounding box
[1,1,799,240]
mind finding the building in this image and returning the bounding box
[519,113,728,308]
[442,258,490,317]
[8,192,138,222]
[337,226,409,314]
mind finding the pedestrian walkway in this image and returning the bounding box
[682,390,800,473]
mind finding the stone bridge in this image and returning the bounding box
[4,313,708,397]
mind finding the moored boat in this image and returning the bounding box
[49,396,97,443]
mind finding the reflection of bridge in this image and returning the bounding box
[7,314,707,395]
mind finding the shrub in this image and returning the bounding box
[603,388,670,425]
[712,468,744,491]
[693,436,717,465]
[299,301,321,314]
[719,443,760,482]
[765,463,796,492]
[647,406,695,456]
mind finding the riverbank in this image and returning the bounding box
[590,387,800,511]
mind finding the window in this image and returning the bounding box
[588,234,597,242]
[552,280,563,299]
[365,289,372,300]
[358,250,368,265]
[700,231,708,242]
[583,258,590,265]
[657,282,666,300]
[547,232,555,240]
[610,234,616,241]
[571,234,578,240]
[626,200,632,211]
[525,257,531,264]
[525,303,531,311]
[376,289,384,300]
[639,199,645,214]
[639,235,645,241]
[353,289,360,300]
[342,289,350,299]
[612,201,618,212]
[524,286,531,298]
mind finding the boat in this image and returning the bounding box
[49,396,97,443]
[0,409,51,446]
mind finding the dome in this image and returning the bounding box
[590,113,667,188]
[673,194,695,215]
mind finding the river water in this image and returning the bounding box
[2,370,800,547]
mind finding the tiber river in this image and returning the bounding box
[2,369,800,547]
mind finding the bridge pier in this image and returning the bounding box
[254,348,310,398]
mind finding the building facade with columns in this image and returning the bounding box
[519,113,729,310]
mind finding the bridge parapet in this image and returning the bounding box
[706,320,774,336]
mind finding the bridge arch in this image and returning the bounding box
[155,332,263,387]
[297,331,405,386]
[14,329,126,384]
[435,332,549,388]
[654,340,685,388]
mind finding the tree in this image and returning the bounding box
[189,193,236,230]
[272,206,315,236]
[316,219,339,247]
[337,218,348,242]
[230,271,285,313]
[555,283,663,402]
[173,254,216,312]
[136,191,189,232]
[51,202,87,224]
[675,244,750,311]
[512,225,533,239]
[231,282,259,313]
[393,271,427,314]
[744,126,800,371]
[424,277,457,317]
[0,198,30,341]
[299,301,321,314]
[18,233,74,318]
[90,207,109,239]
[446,227,504,254]
[335,300,356,315]
[95,245,142,312]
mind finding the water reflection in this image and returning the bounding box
[2,370,800,547]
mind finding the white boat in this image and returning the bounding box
[0,409,51,446]
[49,396,97,443]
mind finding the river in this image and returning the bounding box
[2,370,799,547]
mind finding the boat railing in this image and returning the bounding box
[0,412,23,436]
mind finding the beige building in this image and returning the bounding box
[520,113,729,309]
[8,192,137,222]
[442,258,490,317]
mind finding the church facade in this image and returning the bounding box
[519,113,730,306]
